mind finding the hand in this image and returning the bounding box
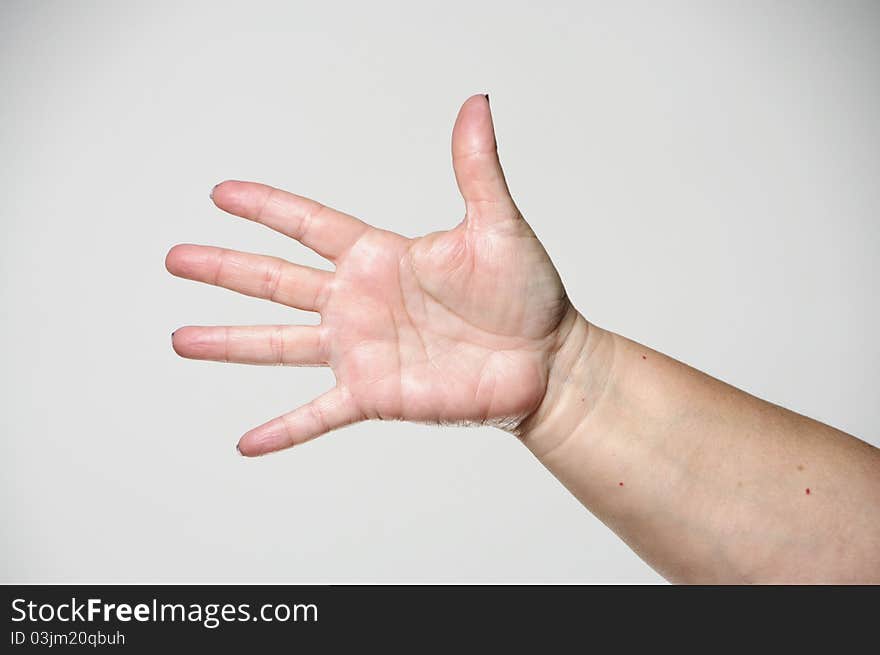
[167,95,574,455]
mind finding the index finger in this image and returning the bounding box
[211,180,371,262]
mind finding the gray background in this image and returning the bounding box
[2,0,878,583]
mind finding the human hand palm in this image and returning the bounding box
[167,96,571,455]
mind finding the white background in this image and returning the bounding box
[2,0,878,582]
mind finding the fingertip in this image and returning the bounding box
[235,444,264,458]
[209,179,250,214]
[169,325,198,357]
[453,93,498,156]
[164,243,197,276]
[170,328,182,356]
[461,92,491,110]
[209,180,234,206]
[165,243,184,274]
[237,429,283,457]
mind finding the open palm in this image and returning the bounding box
[167,95,573,455]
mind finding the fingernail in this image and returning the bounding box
[210,183,218,201]
[235,443,243,456]
[484,93,490,104]
[171,331,176,339]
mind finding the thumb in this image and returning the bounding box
[451,94,517,224]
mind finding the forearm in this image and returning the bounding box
[520,309,880,583]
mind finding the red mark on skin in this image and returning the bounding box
[806,488,811,495]
[619,482,624,486]
[641,355,647,360]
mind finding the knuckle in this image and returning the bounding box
[268,326,286,365]
[262,259,285,302]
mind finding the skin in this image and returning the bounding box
[167,94,880,583]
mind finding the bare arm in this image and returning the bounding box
[168,94,880,583]
[519,310,880,583]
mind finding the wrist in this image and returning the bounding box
[515,307,617,459]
